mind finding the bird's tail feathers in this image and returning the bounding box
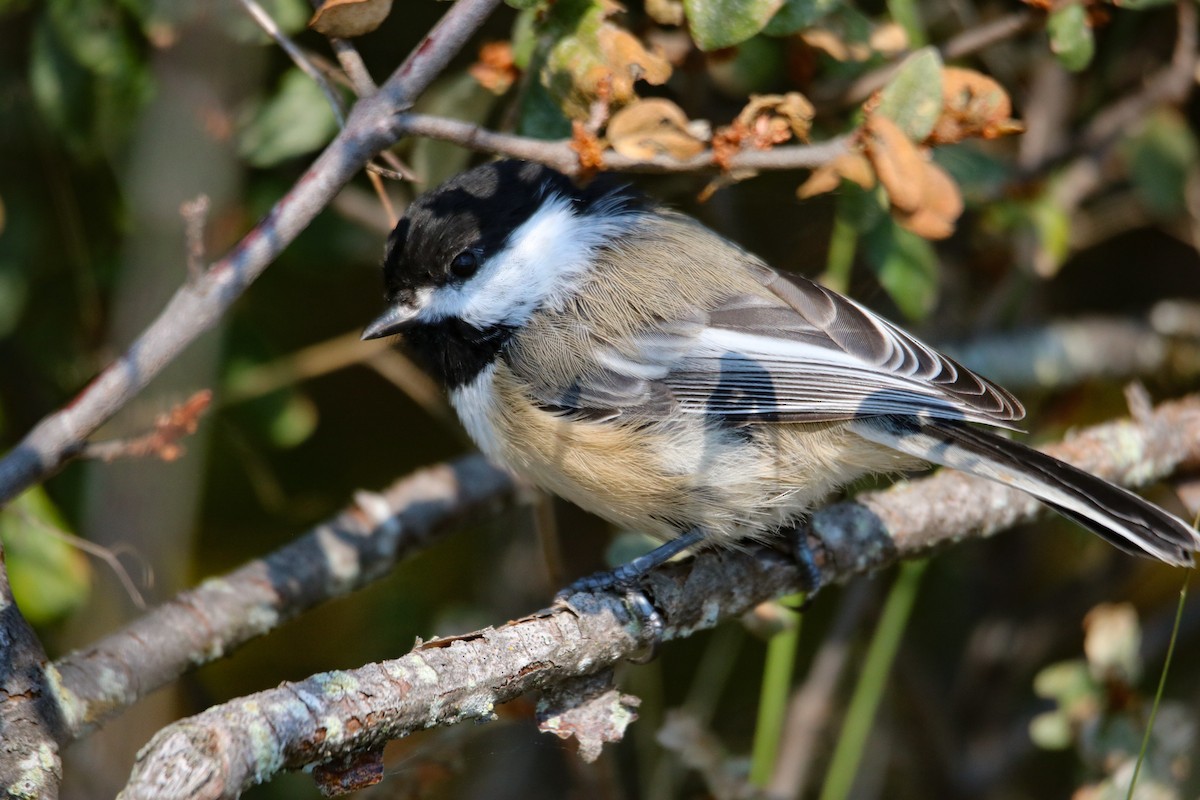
[850,416,1199,567]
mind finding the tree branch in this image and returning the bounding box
[0,543,65,799]
[394,113,854,175]
[48,455,512,744]
[0,0,503,508]
[120,393,1200,799]
[943,303,1200,391]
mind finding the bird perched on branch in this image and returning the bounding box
[364,159,1198,589]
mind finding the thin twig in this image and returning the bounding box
[6,507,150,610]
[329,36,379,97]
[180,195,211,282]
[235,0,348,126]
[79,390,213,463]
[119,394,1200,798]
[218,330,454,425]
[394,113,853,175]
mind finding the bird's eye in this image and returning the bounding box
[449,250,480,279]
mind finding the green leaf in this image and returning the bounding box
[864,219,939,321]
[875,46,942,141]
[238,69,341,167]
[269,392,318,449]
[684,0,784,51]
[1047,4,1094,72]
[511,5,539,70]
[516,74,573,139]
[1124,109,1199,219]
[707,35,785,96]
[46,0,140,75]
[1029,193,1070,275]
[2,488,91,625]
[932,145,1011,203]
[1033,660,1094,703]
[30,5,154,158]
[1029,711,1073,750]
[763,0,841,35]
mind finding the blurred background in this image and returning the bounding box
[2,0,1200,796]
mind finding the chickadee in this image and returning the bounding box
[363,159,1198,585]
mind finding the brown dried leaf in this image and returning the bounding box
[834,152,876,189]
[862,114,925,213]
[598,24,672,103]
[308,0,392,38]
[893,159,963,240]
[710,126,744,171]
[736,92,814,143]
[549,12,673,119]
[928,67,1024,144]
[607,98,706,160]
[469,41,519,95]
[796,152,875,199]
[571,120,607,176]
[712,92,815,170]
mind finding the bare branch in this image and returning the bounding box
[943,303,1200,391]
[50,455,512,744]
[79,390,213,463]
[236,0,348,126]
[120,393,1200,799]
[394,113,854,175]
[0,543,64,798]
[0,0,503,507]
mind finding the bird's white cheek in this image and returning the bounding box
[449,363,507,462]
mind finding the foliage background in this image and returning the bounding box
[2,0,1200,796]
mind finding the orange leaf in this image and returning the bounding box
[928,67,1024,144]
[571,121,606,175]
[894,160,963,240]
[863,114,924,213]
[469,41,519,95]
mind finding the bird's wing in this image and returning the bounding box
[530,266,1025,427]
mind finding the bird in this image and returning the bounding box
[362,158,1198,589]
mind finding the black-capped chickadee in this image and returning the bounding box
[363,159,1198,584]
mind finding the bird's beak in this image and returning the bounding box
[362,303,421,341]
